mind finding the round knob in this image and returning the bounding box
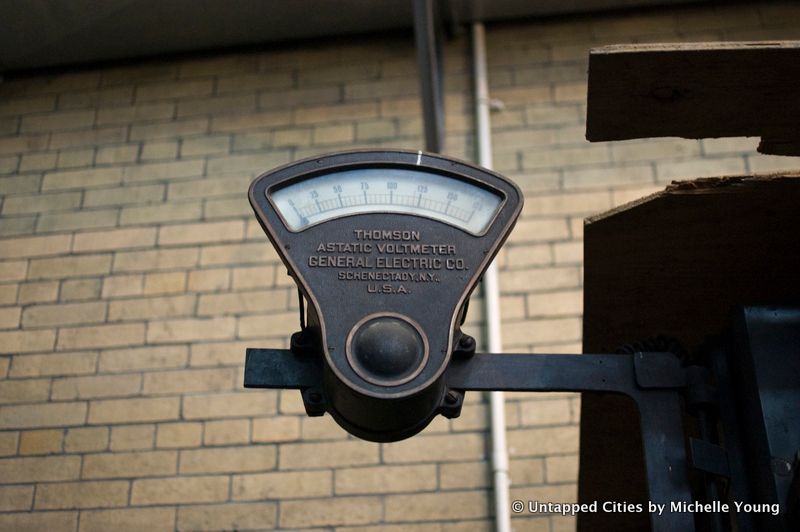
[347,315,427,386]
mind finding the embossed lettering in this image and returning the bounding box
[354,230,420,241]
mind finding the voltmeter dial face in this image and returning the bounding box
[270,168,503,235]
[249,150,522,440]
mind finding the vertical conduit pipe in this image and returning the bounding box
[472,21,512,532]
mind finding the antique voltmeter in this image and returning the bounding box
[248,149,522,441]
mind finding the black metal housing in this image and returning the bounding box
[248,149,522,441]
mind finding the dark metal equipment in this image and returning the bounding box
[248,149,522,441]
[716,307,800,532]
[244,150,800,532]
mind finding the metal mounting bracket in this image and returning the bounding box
[245,349,695,532]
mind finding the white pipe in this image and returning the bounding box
[472,21,512,532]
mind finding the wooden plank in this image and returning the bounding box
[578,173,800,531]
[586,42,800,155]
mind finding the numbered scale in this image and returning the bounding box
[248,150,522,441]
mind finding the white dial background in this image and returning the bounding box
[269,168,503,235]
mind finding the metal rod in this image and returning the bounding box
[471,20,511,532]
[413,0,444,153]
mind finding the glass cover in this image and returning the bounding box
[269,168,502,235]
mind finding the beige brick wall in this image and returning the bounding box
[1,2,799,530]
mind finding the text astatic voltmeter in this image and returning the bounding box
[249,150,522,441]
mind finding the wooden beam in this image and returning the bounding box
[586,42,800,156]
